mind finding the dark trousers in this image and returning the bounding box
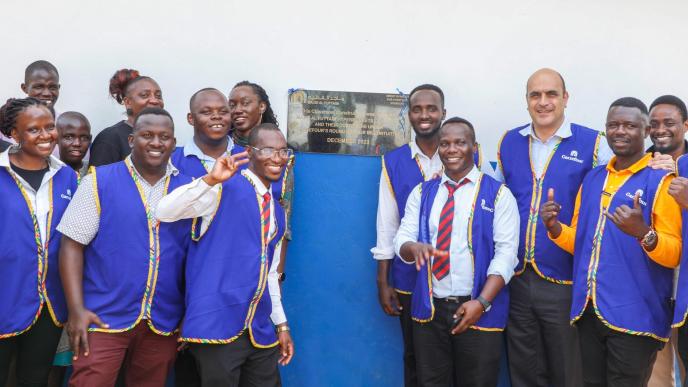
[679,324,688,386]
[577,305,662,387]
[174,348,201,387]
[413,297,503,387]
[506,265,582,387]
[189,333,281,387]
[69,321,177,387]
[0,311,62,387]
[398,292,418,387]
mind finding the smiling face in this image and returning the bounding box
[188,90,231,143]
[248,128,288,187]
[229,85,266,137]
[21,69,60,108]
[57,116,91,167]
[129,114,176,171]
[11,104,57,159]
[124,79,164,118]
[649,104,688,156]
[438,122,475,180]
[526,69,568,132]
[408,89,445,138]
[605,106,648,159]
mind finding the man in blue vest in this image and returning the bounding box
[156,123,294,386]
[58,107,193,386]
[541,97,682,386]
[495,68,612,386]
[395,117,519,386]
[372,84,445,386]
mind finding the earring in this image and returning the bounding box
[259,112,264,124]
[9,141,21,154]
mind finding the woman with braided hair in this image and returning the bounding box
[229,81,295,280]
[89,68,164,166]
[0,97,78,386]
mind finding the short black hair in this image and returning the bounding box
[189,87,223,111]
[609,97,649,115]
[248,123,283,146]
[649,95,687,122]
[0,97,48,136]
[440,116,476,143]
[133,107,174,132]
[25,60,59,82]
[408,84,444,107]
[56,111,90,131]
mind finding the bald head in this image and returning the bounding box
[56,111,90,132]
[189,88,226,111]
[527,68,566,95]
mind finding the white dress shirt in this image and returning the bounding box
[183,136,236,172]
[155,169,287,325]
[493,119,613,182]
[371,140,443,261]
[1,148,67,246]
[394,166,520,298]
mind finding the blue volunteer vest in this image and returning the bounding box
[170,143,291,201]
[383,143,484,293]
[673,155,688,327]
[498,123,602,283]
[182,172,286,346]
[410,174,509,329]
[0,165,77,337]
[82,161,192,334]
[571,165,673,340]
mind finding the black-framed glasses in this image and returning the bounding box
[250,146,294,159]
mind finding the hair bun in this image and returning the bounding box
[109,68,140,104]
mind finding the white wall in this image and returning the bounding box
[2,0,687,161]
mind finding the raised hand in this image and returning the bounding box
[669,176,688,209]
[203,151,249,186]
[540,188,563,237]
[604,192,650,239]
[399,242,449,271]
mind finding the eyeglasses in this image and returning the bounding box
[250,146,294,159]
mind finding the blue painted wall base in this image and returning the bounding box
[282,153,511,386]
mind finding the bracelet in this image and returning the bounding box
[276,325,290,333]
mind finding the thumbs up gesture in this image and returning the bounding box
[604,191,651,239]
[540,188,563,237]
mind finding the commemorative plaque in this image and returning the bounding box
[287,89,412,156]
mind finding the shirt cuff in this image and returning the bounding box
[370,246,395,260]
[486,261,515,285]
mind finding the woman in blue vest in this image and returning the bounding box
[171,88,245,178]
[0,97,78,386]
[156,123,294,386]
[395,118,519,386]
[57,107,192,387]
[542,97,682,385]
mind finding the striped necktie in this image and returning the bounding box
[261,192,271,245]
[432,179,469,280]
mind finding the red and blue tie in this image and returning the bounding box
[432,180,468,280]
[261,192,271,245]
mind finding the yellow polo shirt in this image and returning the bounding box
[550,153,682,268]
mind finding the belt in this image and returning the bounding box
[433,296,471,304]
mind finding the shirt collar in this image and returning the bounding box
[183,136,235,161]
[409,139,439,160]
[606,152,652,174]
[242,168,271,197]
[125,155,179,184]
[519,117,572,140]
[0,146,65,172]
[440,165,480,185]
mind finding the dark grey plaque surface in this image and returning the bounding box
[287,89,412,156]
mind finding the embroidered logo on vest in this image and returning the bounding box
[60,189,72,201]
[481,198,494,213]
[625,189,647,206]
[561,150,584,164]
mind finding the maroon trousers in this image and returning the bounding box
[69,321,177,387]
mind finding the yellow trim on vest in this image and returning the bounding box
[89,166,101,215]
[381,155,396,201]
[394,289,412,295]
[592,131,604,168]
[475,143,483,169]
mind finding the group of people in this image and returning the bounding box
[0,60,295,387]
[374,69,688,387]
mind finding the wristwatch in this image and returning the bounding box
[639,229,658,249]
[278,272,286,282]
[476,296,492,312]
